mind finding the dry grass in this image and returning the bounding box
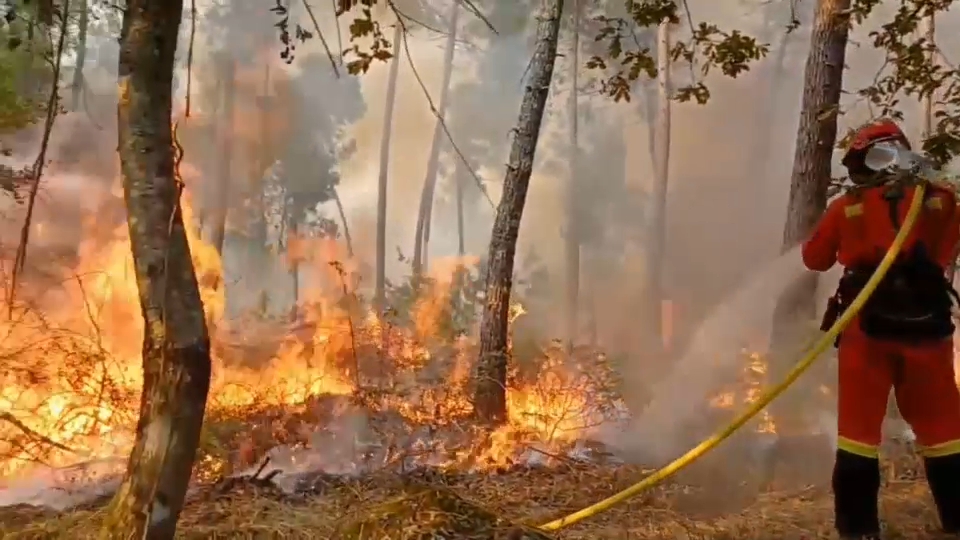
[0,456,947,540]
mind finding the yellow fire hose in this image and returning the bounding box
[537,183,928,532]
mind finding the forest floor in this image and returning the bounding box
[0,450,946,540]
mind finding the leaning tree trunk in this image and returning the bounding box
[769,0,851,436]
[474,0,565,425]
[412,0,461,282]
[563,0,581,351]
[209,56,236,256]
[71,0,89,110]
[374,23,402,310]
[645,19,672,355]
[99,1,212,538]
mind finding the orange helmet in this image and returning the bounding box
[842,119,911,168]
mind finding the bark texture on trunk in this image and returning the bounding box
[474,0,564,425]
[779,0,849,252]
[563,0,581,351]
[646,20,672,353]
[770,0,850,435]
[209,57,236,256]
[71,0,89,110]
[374,23,402,310]
[99,1,212,538]
[412,0,460,281]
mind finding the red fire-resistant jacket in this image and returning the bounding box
[802,183,960,272]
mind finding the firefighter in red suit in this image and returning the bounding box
[802,119,960,539]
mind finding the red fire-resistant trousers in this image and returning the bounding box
[837,324,960,457]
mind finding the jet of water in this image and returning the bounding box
[610,246,838,464]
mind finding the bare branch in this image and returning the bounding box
[0,411,80,455]
[330,0,343,65]
[7,0,71,315]
[302,0,340,78]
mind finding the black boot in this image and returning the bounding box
[924,453,960,533]
[833,449,882,537]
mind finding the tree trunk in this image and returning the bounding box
[920,15,953,283]
[455,157,466,256]
[412,0,461,281]
[194,77,224,236]
[645,20,672,354]
[196,77,224,236]
[474,0,564,425]
[253,63,272,252]
[209,57,235,256]
[253,62,274,310]
[288,216,300,321]
[640,27,658,166]
[778,0,849,253]
[756,25,794,182]
[921,13,934,139]
[563,0,581,351]
[333,187,354,257]
[98,1,212,538]
[770,0,851,435]
[374,23,402,310]
[71,0,89,110]
[37,0,53,26]
[918,14,950,429]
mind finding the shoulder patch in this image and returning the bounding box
[845,203,864,217]
[927,196,944,210]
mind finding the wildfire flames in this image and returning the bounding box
[0,147,793,497]
[0,177,616,485]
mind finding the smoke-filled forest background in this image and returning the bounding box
[1,0,960,538]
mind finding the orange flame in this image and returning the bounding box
[0,177,610,481]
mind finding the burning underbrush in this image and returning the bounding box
[196,339,623,484]
[0,268,624,489]
[0,182,630,515]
